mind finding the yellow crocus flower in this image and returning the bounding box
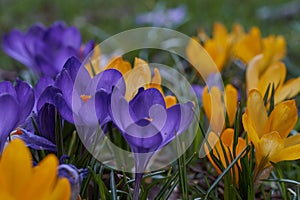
[202,84,238,132]
[0,139,70,200]
[246,55,300,104]
[242,89,300,169]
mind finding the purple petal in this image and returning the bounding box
[129,88,165,120]
[123,120,163,153]
[37,86,61,112]
[37,104,56,143]
[0,94,19,152]
[0,81,17,98]
[2,29,32,67]
[109,87,134,131]
[95,90,110,126]
[15,79,34,124]
[12,128,56,151]
[161,102,194,146]
[80,40,95,59]
[95,69,125,94]
[63,27,81,49]
[54,93,74,123]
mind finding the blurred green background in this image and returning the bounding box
[1,0,300,73]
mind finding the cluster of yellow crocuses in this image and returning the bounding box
[196,22,300,180]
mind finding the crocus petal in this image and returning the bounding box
[129,88,165,120]
[124,121,163,153]
[284,134,300,148]
[242,111,259,147]
[202,86,225,133]
[257,131,284,165]
[164,96,177,108]
[48,178,71,200]
[62,27,81,50]
[0,81,17,97]
[220,128,234,146]
[2,30,32,67]
[124,58,151,100]
[38,104,56,143]
[95,90,110,126]
[54,93,74,123]
[246,54,265,91]
[257,61,286,96]
[13,129,56,152]
[109,87,134,131]
[274,144,300,163]
[0,95,19,152]
[105,57,132,76]
[265,100,298,139]
[224,84,238,126]
[246,89,268,138]
[0,139,32,197]
[233,27,262,63]
[275,77,300,105]
[15,79,34,124]
[23,154,59,199]
[95,69,125,94]
[37,86,61,112]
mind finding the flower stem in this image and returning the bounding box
[132,173,143,200]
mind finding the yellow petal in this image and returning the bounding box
[284,134,300,148]
[274,144,300,163]
[21,154,59,199]
[246,89,268,138]
[85,45,101,76]
[265,100,298,139]
[48,178,71,200]
[275,77,300,104]
[202,86,225,132]
[124,58,151,100]
[0,139,32,197]
[212,22,228,39]
[204,39,227,71]
[257,61,286,96]
[224,84,238,126]
[106,57,131,76]
[233,27,262,63]
[164,96,177,108]
[257,131,284,165]
[242,111,259,147]
[220,128,234,147]
[262,35,286,66]
[186,37,218,79]
[246,54,264,91]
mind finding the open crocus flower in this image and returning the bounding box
[109,87,194,170]
[246,55,300,104]
[0,80,34,153]
[2,21,94,78]
[242,89,300,170]
[202,84,238,132]
[0,139,70,199]
[204,128,246,182]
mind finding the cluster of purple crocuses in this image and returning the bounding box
[1,21,195,199]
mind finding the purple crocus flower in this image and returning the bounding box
[2,21,94,78]
[109,86,194,199]
[54,57,125,126]
[0,79,34,152]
